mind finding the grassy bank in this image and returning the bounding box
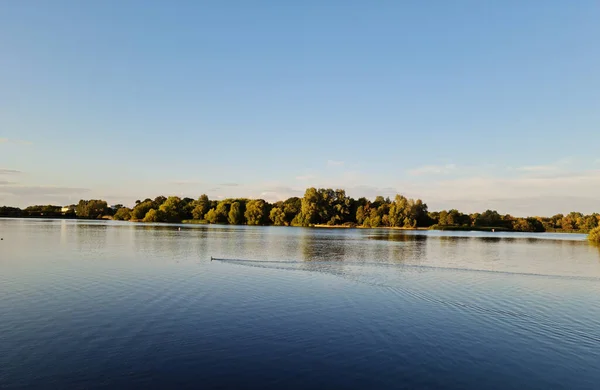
[181,219,209,224]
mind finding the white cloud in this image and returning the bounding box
[296,174,315,181]
[514,158,575,174]
[327,160,345,167]
[429,196,599,217]
[0,185,92,207]
[0,169,22,175]
[408,164,457,176]
[516,165,558,172]
[170,179,202,185]
[0,138,32,145]
[410,169,600,215]
[0,185,90,196]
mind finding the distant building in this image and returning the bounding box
[61,205,76,214]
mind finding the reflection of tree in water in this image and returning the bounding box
[296,230,431,265]
[365,231,428,264]
[300,231,347,262]
[130,224,212,262]
[367,231,428,243]
[204,226,302,261]
[75,222,108,253]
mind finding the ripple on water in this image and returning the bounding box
[1,220,600,389]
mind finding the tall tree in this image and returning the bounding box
[205,208,218,224]
[131,200,154,220]
[76,199,109,219]
[214,201,230,224]
[298,187,320,226]
[113,208,132,221]
[228,202,243,225]
[245,199,268,225]
[158,196,183,223]
[283,197,301,224]
[191,194,211,220]
[269,207,286,226]
[143,208,164,222]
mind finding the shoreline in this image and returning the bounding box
[0,216,589,234]
[312,224,429,231]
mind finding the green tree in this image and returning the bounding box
[283,197,302,224]
[180,197,195,220]
[153,196,167,208]
[298,187,320,226]
[589,226,600,244]
[580,215,599,231]
[158,196,183,222]
[475,210,502,227]
[113,207,132,221]
[526,217,545,232]
[270,207,286,226]
[245,199,268,225]
[356,205,367,225]
[191,194,211,220]
[228,202,243,225]
[408,199,429,227]
[192,206,205,220]
[512,218,531,232]
[362,216,372,228]
[369,208,382,227]
[0,206,23,217]
[143,208,164,222]
[438,210,449,225]
[24,205,62,217]
[76,199,109,219]
[372,196,386,209]
[330,189,352,225]
[131,200,154,220]
[205,208,218,224]
[214,201,230,223]
[388,195,409,227]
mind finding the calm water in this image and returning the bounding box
[1,219,600,389]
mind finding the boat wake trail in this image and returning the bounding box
[210,257,600,282]
[210,257,600,347]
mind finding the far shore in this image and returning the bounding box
[0,216,591,235]
[312,224,429,230]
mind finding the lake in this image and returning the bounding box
[1,219,600,389]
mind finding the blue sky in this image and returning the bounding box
[1,1,599,215]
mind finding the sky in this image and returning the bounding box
[1,1,599,216]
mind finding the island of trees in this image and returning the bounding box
[1,188,599,239]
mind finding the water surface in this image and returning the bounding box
[1,219,599,389]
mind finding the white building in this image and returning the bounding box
[61,206,76,214]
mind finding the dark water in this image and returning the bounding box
[1,219,600,389]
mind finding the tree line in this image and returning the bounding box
[1,188,599,234]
